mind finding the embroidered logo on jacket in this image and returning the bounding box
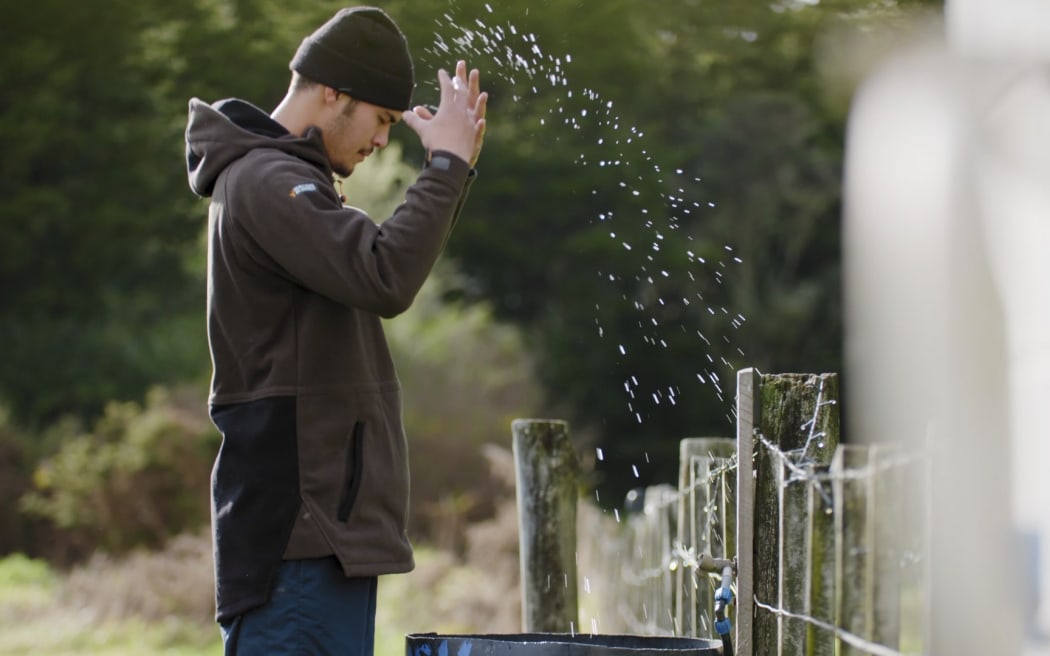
[289,182,318,198]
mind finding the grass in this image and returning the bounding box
[0,529,520,656]
[0,553,55,609]
[0,551,221,656]
[0,615,223,656]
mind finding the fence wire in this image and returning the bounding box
[577,434,930,654]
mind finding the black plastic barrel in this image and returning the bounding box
[405,633,723,656]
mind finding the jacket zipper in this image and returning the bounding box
[338,421,365,522]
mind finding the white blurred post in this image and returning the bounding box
[844,0,1050,653]
[948,1,1050,647]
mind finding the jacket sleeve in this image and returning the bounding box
[223,150,472,317]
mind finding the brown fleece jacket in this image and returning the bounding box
[185,97,474,621]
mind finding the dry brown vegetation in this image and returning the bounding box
[11,445,524,641]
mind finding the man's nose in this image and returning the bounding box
[372,126,391,149]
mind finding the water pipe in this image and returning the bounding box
[713,564,734,656]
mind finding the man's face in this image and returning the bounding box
[321,96,402,178]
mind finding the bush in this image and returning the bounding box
[61,532,215,625]
[0,412,38,555]
[0,552,55,603]
[20,387,217,561]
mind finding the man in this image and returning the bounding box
[184,6,486,654]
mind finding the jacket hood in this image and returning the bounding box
[185,98,332,197]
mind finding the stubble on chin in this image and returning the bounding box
[332,162,353,178]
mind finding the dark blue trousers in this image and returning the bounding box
[220,557,378,656]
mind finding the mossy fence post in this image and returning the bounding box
[737,370,841,656]
[833,443,904,655]
[512,418,580,633]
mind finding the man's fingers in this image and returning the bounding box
[437,68,453,107]
[401,108,423,134]
[416,62,487,165]
[450,61,470,102]
[474,91,488,120]
[469,68,481,102]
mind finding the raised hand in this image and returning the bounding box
[402,60,488,167]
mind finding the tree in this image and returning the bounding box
[0,0,344,425]
[1,1,203,423]
[385,0,940,504]
[0,0,942,509]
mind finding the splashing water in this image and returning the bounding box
[422,7,748,425]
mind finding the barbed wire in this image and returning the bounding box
[752,596,919,656]
[587,419,932,650]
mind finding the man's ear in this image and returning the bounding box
[323,86,342,106]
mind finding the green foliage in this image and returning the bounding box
[20,388,217,558]
[0,1,212,424]
[0,553,55,603]
[0,411,35,555]
[380,0,941,504]
[1,0,945,513]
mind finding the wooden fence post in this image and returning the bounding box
[834,445,872,655]
[675,437,735,637]
[806,451,839,656]
[735,368,760,656]
[796,376,840,656]
[512,418,580,633]
[871,444,903,650]
[752,372,840,656]
[834,443,905,654]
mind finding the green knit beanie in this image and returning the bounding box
[290,7,414,111]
